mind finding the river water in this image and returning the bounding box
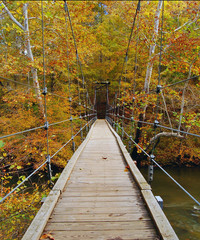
[141,167,200,240]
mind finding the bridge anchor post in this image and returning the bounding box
[148,154,155,184]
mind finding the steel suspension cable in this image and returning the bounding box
[63,0,92,107]
[116,0,141,138]
[0,159,48,203]
[131,9,140,141]
[0,76,70,100]
[64,3,75,151]
[106,117,200,206]
[50,118,95,159]
[41,1,52,180]
[0,117,83,140]
[118,0,141,96]
[162,75,200,89]
[1,2,98,204]
[151,0,164,157]
[112,113,200,139]
[0,117,96,204]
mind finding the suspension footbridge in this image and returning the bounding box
[1,0,200,239]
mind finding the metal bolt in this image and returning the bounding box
[44,121,49,130]
[154,120,159,129]
[156,85,162,94]
[131,117,134,122]
[42,87,47,95]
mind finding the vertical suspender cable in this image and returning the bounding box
[63,2,75,152]
[130,7,140,151]
[63,0,93,132]
[63,0,92,109]
[118,0,141,96]
[117,0,141,137]
[149,0,164,184]
[41,0,52,180]
[132,10,140,130]
[152,0,164,153]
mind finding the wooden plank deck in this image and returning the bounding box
[23,119,178,240]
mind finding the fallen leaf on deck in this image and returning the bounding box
[40,233,54,240]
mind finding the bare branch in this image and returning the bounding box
[149,132,184,146]
[2,2,25,31]
[161,91,173,129]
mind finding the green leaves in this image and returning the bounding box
[0,140,5,148]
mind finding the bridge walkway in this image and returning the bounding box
[22,119,178,240]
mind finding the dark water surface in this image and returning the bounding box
[141,167,200,240]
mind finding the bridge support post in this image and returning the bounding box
[148,165,154,183]
[72,136,75,152]
[46,154,52,180]
[121,126,124,140]
[116,122,118,133]
[155,196,163,209]
[129,135,132,153]
[148,154,155,183]
[80,127,83,141]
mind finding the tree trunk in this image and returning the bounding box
[23,3,45,117]
[144,0,163,93]
[131,1,163,166]
[131,113,144,168]
[3,2,44,117]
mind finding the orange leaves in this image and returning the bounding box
[40,233,54,240]
[124,165,130,172]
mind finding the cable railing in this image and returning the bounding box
[0,75,96,112]
[108,113,200,139]
[0,116,97,204]
[106,116,200,206]
[0,0,98,208]
[0,114,96,140]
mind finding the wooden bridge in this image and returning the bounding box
[22,120,178,240]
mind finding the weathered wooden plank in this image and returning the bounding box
[63,186,137,191]
[69,175,133,178]
[49,213,150,222]
[52,206,147,214]
[58,196,141,203]
[55,201,143,208]
[45,221,156,231]
[61,190,140,197]
[66,182,135,188]
[41,230,158,240]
